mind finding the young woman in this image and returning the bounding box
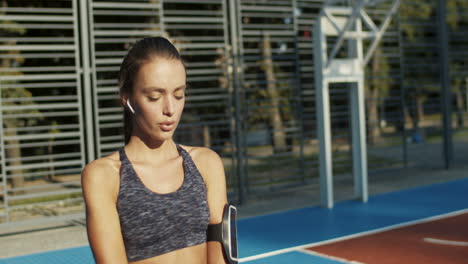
[81,37,228,264]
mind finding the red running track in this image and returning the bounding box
[307,213,468,264]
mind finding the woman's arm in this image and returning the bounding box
[81,161,128,264]
[194,148,229,264]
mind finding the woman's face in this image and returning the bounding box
[127,58,186,143]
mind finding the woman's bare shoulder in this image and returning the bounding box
[81,151,121,197]
[179,145,224,181]
[179,145,221,164]
[82,151,120,175]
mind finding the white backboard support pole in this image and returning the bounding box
[314,0,400,208]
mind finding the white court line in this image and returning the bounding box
[423,237,468,247]
[297,248,362,264]
[239,208,468,263]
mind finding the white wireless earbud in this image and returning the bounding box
[126,99,135,114]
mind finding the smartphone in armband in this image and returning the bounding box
[207,203,238,264]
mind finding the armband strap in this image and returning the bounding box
[207,221,222,242]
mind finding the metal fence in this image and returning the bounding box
[0,0,466,227]
[447,0,468,166]
[0,0,85,226]
[397,0,468,171]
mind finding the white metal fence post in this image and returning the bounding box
[79,0,96,163]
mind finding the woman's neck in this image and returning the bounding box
[125,137,178,164]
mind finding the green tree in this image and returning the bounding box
[399,1,435,135]
[447,0,468,128]
[399,0,468,134]
[365,46,392,144]
[261,33,288,152]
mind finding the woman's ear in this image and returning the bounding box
[121,96,128,108]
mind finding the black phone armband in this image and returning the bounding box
[207,203,238,264]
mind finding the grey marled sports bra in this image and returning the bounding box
[116,144,210,262]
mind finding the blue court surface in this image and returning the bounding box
[1,178,467,264]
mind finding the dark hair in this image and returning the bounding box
[118,37,184,144]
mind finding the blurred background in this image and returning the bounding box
[0,0,467,239]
